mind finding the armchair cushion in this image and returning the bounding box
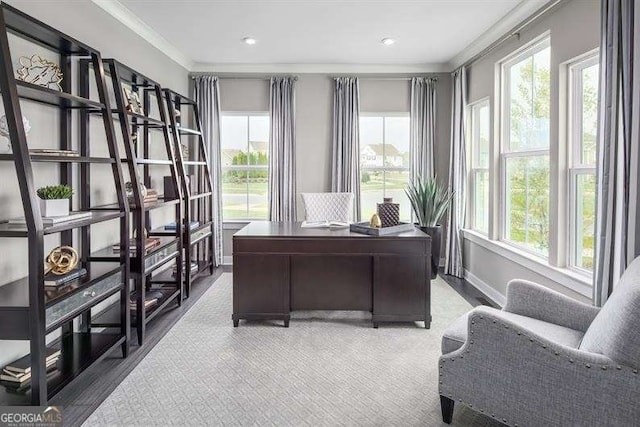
[504,279,599,332]
[580,256,640,369]
[442,307,585,355]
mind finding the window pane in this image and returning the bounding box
[508,46,550,151]
[473,169,489,234]
[359,116,410,222]
[247,173,268,219]
[581,64,599,166]
[222,170,248,219]
[476,104,490,168]
[361,170,384,221]
[384,116,410,168]
[574,174,596,270]
[221,114,269,220]
[504,155,550,255]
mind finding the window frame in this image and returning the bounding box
[466,98,491,234]
[498,34,552,258]
[358,112,411,220]
[220,111,270,221]
[567,52,599,275]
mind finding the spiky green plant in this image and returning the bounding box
[36,185,73,200]
[405,177,454,228]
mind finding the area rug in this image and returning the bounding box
[84,274,502,426]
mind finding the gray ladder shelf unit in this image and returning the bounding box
[0,2,130,405]
[163,89,215,297]
[80,58,184,346]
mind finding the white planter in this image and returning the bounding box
[40,199,69,217]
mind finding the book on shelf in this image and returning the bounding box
[1,358,57,383]
[164,221,199,231]
[1,365,60,394]
[44,267,87,288]
[301,220,349,229]
[130,298,158,310]
[3,348,60,376]
[29,148,79,157]
[112,237,161,255]
[9,211,92,226]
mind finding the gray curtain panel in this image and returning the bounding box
[268,77,297,221]
[594,0,640,306]
[410,77,437,182]
[193,75,224,266]
[444,67,467,278]
[331,77,361,221]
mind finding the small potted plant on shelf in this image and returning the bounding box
[405,177,454,279]
[37,185,73,217]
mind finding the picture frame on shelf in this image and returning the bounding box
[122,87,144,115]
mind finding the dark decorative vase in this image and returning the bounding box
[377,197,400,227]
[419,225,441,279]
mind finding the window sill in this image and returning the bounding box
[461,229,593,298]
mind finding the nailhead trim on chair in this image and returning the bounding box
[439,314,640,427]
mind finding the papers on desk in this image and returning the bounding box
[301,220,349,229]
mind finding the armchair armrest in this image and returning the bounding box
[503,279,599,332]
[439,307,638,426]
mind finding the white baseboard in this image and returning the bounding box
[463,268,506,307]
[223,256,233,265]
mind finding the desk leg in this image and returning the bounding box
[232,315,239,327]
[284,315,290,328]
[373,322,379,329]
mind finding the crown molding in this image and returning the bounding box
[190,62,450,74]
[448,0,552,70]
[91,0,193,70]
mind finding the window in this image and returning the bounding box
[500,37,551,256]
[467,99,490,234]
[359,115,410,221]
[568,54,598,271]
[220,113,269,220]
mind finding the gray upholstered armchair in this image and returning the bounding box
[439,258,640,426]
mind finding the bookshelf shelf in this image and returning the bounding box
[164,89,215,298]
[83,58,184,346]
[0,3,130,405]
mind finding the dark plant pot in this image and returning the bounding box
[418,225,441,279]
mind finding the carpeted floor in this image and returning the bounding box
[84,274,503,426]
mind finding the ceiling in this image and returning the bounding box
[104,0,547,71]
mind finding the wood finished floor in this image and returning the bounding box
[54,268,491,427]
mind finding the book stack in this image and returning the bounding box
[9,211,92,226]
[1,348,60,393]
[173,261,198,276]
[44,267,87,289]
[143,189,159,205]
[129,290,164,313]
[112,237,161,256]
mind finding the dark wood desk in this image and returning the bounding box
[232,221,431,328]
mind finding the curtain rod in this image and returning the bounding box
[191,74,435,81]
[462,0,563,68]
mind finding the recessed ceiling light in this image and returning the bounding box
[381,38,395,46]
[242,37,256,45]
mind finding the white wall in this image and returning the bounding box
[463,0,600,304]
[219,73,452,260]
[0,0,189,366]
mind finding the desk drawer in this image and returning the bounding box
[234,237,429,255]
